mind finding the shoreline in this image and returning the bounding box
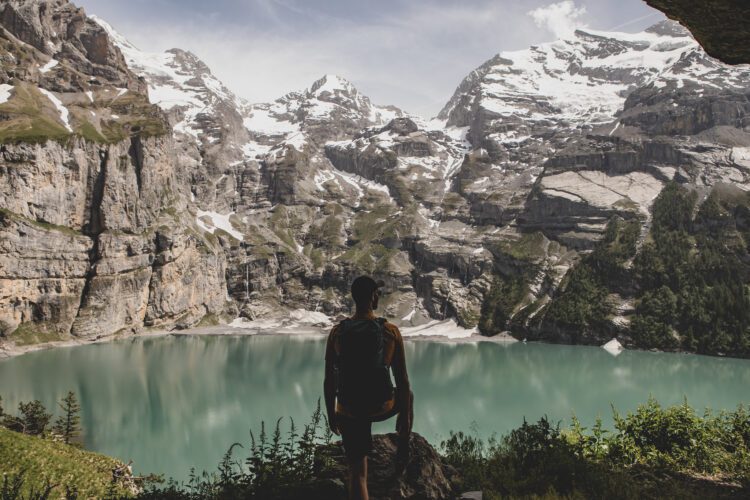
[4,322,744,361]
[0,322,518,360]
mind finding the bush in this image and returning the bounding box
[441,400,750,499]
[135,400,335,500]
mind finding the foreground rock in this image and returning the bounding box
[645,0,750,64]
[308,433,459,500]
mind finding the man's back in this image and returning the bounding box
[323,276,412,500]
[325,314,407,418]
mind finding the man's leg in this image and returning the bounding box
[338,415,372,500]
[395,391,414,472]
[347,455,368,500]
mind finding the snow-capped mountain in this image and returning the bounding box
[2,0,750,354]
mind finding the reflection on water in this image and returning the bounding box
[1,335,749,480]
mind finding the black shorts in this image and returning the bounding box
[337,406,399,461]
[338,415,374,461]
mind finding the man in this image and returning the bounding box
[324,276,413,500]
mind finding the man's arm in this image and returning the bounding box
[323,327,339,435]
[390,326,412,436]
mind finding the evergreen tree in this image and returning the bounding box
[17,400,51,436]
[53,391,82,446]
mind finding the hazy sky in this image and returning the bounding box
[77,0,668,117]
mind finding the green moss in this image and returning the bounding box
[77,120,107,142]
[197,313,221,327]
[492,232,548,261]
[0,208,82,236]
[457,307,481,329]
[0,427,132,498]
[8,322,65,347]
[310,248,324,269]
[340,243,399,275]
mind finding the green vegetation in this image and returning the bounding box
[0,208,83,238]
[479,274,527,335]
[0,82,168,145]
[132,402,335,500]
[0,83,71,144]
[7,321,65,347]
[0,427,131,499]
[491,231,549,262]
[527,182,750,355]
[540,217,640,341]
[441,399,750,499]
[52,392,81,447]
[3,396,748,499]
[196,313,221,327]
[0,394,131,499]
[630,183,750,356]
[339,204,416,274]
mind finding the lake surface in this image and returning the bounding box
[2,334,750,481]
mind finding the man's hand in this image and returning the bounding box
[328,413,340,436]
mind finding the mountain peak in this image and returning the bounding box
[645,19,691,38]
[310,74,357,96]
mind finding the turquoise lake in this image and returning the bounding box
[2,334,749,481]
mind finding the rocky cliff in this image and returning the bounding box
[1,0,749,356]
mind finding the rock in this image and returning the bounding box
[315,433,459,500]
[645,0,750,64]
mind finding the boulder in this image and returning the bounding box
[314,433,460,500]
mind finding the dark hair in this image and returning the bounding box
[350,276,381,309]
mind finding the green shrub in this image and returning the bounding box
[441,400,750,499]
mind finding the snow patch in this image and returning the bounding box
[228,309,332,332]
[401,319,476,339]
[0,84,14,104]
[732,147,750,168]
[244,107,299,135]
[196,210,244,241]
[401,308,417,322]
[40,59,58,73]
[39,88,72,132]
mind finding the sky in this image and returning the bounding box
[77,0,668,118]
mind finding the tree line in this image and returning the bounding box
[0,391,81,445]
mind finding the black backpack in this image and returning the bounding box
[336,318,395,416]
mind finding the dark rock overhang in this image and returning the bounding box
[644,0,750,64]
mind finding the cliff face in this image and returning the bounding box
[1,1,750,354]
[0,1,228,344]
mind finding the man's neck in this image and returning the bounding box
[353,309,376,319]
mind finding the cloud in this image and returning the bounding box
[89,0,544,118]
[527,1,588,39]
[80,0,663,117]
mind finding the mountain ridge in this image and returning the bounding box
[2,0,750,357]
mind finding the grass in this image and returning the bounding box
[7,322,66,347]
[491,232,548,262]
[0,208,83,237]
[0,82,168,145]
[196,313,221,327]
[0,83,71,144]
[0,427,131,498]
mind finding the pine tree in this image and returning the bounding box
[53,391,81,446]
[17,400,51,436]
